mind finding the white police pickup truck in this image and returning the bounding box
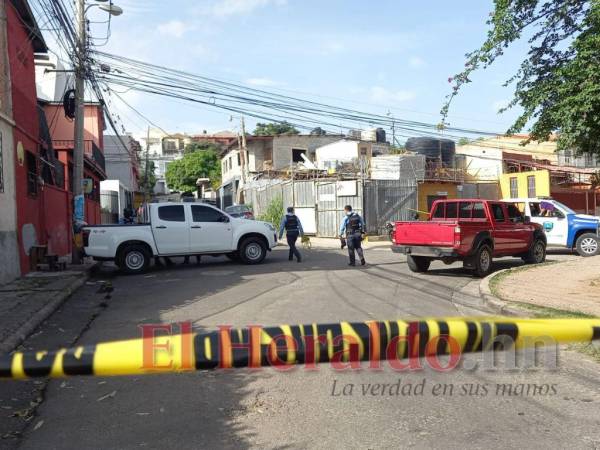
[83,202,278,274]
[504,198,600,256]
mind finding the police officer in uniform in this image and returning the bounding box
[279,206,303,262]
[339,205,366,266]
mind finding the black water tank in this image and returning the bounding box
[375,128,386,143]
[405,137,455,165]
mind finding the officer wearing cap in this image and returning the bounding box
[339,205,366,266]
[279,206,303,262]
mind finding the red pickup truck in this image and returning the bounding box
[392,199,547,277]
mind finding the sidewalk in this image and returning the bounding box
[0,264,95,353]
[491,256,600,316]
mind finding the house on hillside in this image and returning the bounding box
[315,139,390,172]
[218,134,342,208]
[139,128,191,195]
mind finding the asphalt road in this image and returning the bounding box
[1,243,599,449]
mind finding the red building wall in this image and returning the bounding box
[7,2,46,274]
[42,185,71,256]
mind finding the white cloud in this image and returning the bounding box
[310,32,416,56]
[245,77,282,87]
[370,86,416,103]
[408,56,425,69]
[197,0,287,18]
[157,20,191,38]
[493,99,510,112]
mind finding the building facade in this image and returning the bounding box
[43,102,106,225]
[0,0,18,283]
[140,128,191,195]
[104,134,140,194]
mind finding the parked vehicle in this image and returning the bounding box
[225,204,255,220]
[83,202,277,274]
[392,199,547,277]
[503,198,600,257]
[384,221,395,241]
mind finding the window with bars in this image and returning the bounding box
[509,177,518,198]
[527,175,536,198]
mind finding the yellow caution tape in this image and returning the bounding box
[2,317,599,379]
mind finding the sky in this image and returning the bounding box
[80,0,533,140]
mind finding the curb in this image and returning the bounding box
[479,268,533,317]
[0,269,93,354]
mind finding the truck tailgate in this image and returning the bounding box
[394,221,456,246]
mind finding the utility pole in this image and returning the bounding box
[144,125,150,202]
[71,0,86,264]
[237,117,247,203]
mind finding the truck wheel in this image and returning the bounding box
[406,255,431,273]
[239,238,267,264]
[473,245,493,278]
[522,239,546,264]
[118,244,150,275]
[226,251,240,261]
[576,233,600,257]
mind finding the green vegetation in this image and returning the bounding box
[257,196,284,228]
[165,145,221,192]
[443,0,600,155]
[254,121,300,136]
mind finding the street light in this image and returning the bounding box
[98,4,123,15]
[72,0,123,264]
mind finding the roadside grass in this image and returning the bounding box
[489,263,600,363]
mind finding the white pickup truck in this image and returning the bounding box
[83,202,278,274]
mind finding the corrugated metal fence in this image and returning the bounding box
[363,179,417,235]
[243,178,415,237]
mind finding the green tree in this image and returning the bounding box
[165,148,221,192]
[184,142,221,154]
[253,121,300,136]
[457,137,471,146]
[257,196,284,229]
[442,0,600,155]
[138,160,157,194]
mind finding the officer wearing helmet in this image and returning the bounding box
[339,205,366,266]
[279,206,303,262]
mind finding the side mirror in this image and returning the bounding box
[219,215,230,223]
[523,216,531,224]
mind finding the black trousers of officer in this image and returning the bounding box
[346,231,364,264]
[286,231,302,261]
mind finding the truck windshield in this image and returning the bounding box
[551,200,575,215]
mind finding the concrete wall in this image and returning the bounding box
[45,103,105,150]
[272,135,340,170]
[104,135,137,192]
[35,54,72,102]
[455,146,503,182]
[500,170,550,199]
[0,117,19,284]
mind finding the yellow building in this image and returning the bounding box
[417,182,459,219]
[500,170,550,199]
